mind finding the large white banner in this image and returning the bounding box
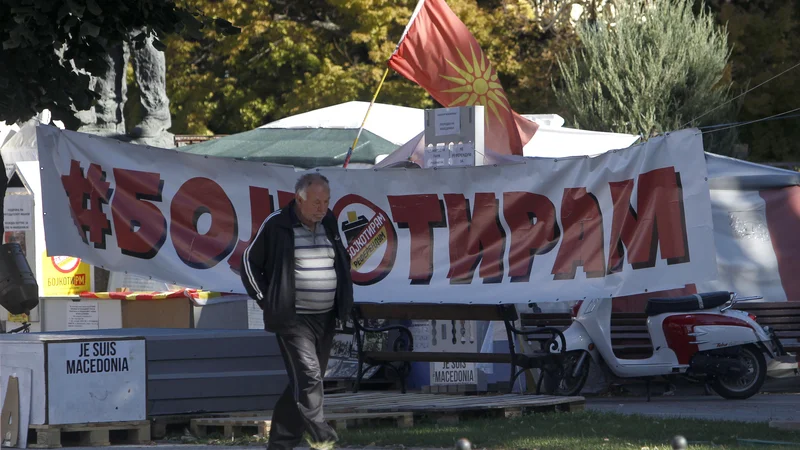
[36,126,717,304]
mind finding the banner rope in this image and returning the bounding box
[698,106,800,135]
[697,113,800,130]
[682,61,800,129]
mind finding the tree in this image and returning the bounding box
[705,0,800,162]
[164,0,424,135]
[164,0,579,135]
[554,0,738,153]
[0,0,237,127]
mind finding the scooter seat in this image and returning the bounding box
[644,291,731,317]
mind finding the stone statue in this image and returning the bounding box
[75,29,174,148]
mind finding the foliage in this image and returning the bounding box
[554,0,738,153]
[165,0,578,135]
[0,0,238,127]
[705,0,800,162]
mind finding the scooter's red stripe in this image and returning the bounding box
[662,314,754,364]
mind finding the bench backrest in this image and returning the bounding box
[520,312,651,344]
[734,302,800,341]
[354,303,519,322]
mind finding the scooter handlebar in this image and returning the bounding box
[721,292,763,312]
[730,292,763,302]
[734,296,763,301]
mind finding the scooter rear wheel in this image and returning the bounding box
[711,344,767,400]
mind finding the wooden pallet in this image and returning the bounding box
[149,410,273,439]
[323,392,585,424]
[28,420,150,448]
[190,411,413,438]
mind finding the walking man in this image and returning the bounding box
[241,173,353,449]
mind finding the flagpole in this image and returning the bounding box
[342,66,390,168]
[393,0,426,54]
[342,0,425,168]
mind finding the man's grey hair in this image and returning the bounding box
[295,173,330,200]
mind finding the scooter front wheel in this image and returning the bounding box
[711,344,767,400]
[542,350,591,396]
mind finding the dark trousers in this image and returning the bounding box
[268,311,338,450]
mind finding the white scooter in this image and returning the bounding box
[542,291,798,400]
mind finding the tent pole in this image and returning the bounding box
[343,67,390,168]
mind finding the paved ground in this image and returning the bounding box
[586,392,800,423]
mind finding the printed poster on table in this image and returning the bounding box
[66,300,100,330]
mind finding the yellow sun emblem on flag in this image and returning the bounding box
[440,44,509,127]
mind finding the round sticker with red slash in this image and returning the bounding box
[332,194,397,286]
[51,256,81,274]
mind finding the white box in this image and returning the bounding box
[0,333,146,425]
[423,106,485,167]
[40,297,122,331]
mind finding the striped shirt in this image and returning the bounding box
[294,222,337,314]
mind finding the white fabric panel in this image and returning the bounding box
[695,189,787,301]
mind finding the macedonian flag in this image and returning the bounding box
[388,0,538,156]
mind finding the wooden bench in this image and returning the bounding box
[521,301,800,360]
[350,303,567,394]
[733,301,800,358]
[521,311,653,358]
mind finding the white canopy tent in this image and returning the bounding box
[0,111,65,181]
[0,121,19,149]
[261,101,425,149]
[255,100,642,166]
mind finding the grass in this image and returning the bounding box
[177,410,800,449]
[337,410,800,449]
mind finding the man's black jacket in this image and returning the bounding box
[240,199,354,332]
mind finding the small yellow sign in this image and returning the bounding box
[42,252,91,296]
[8,313,28,323]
